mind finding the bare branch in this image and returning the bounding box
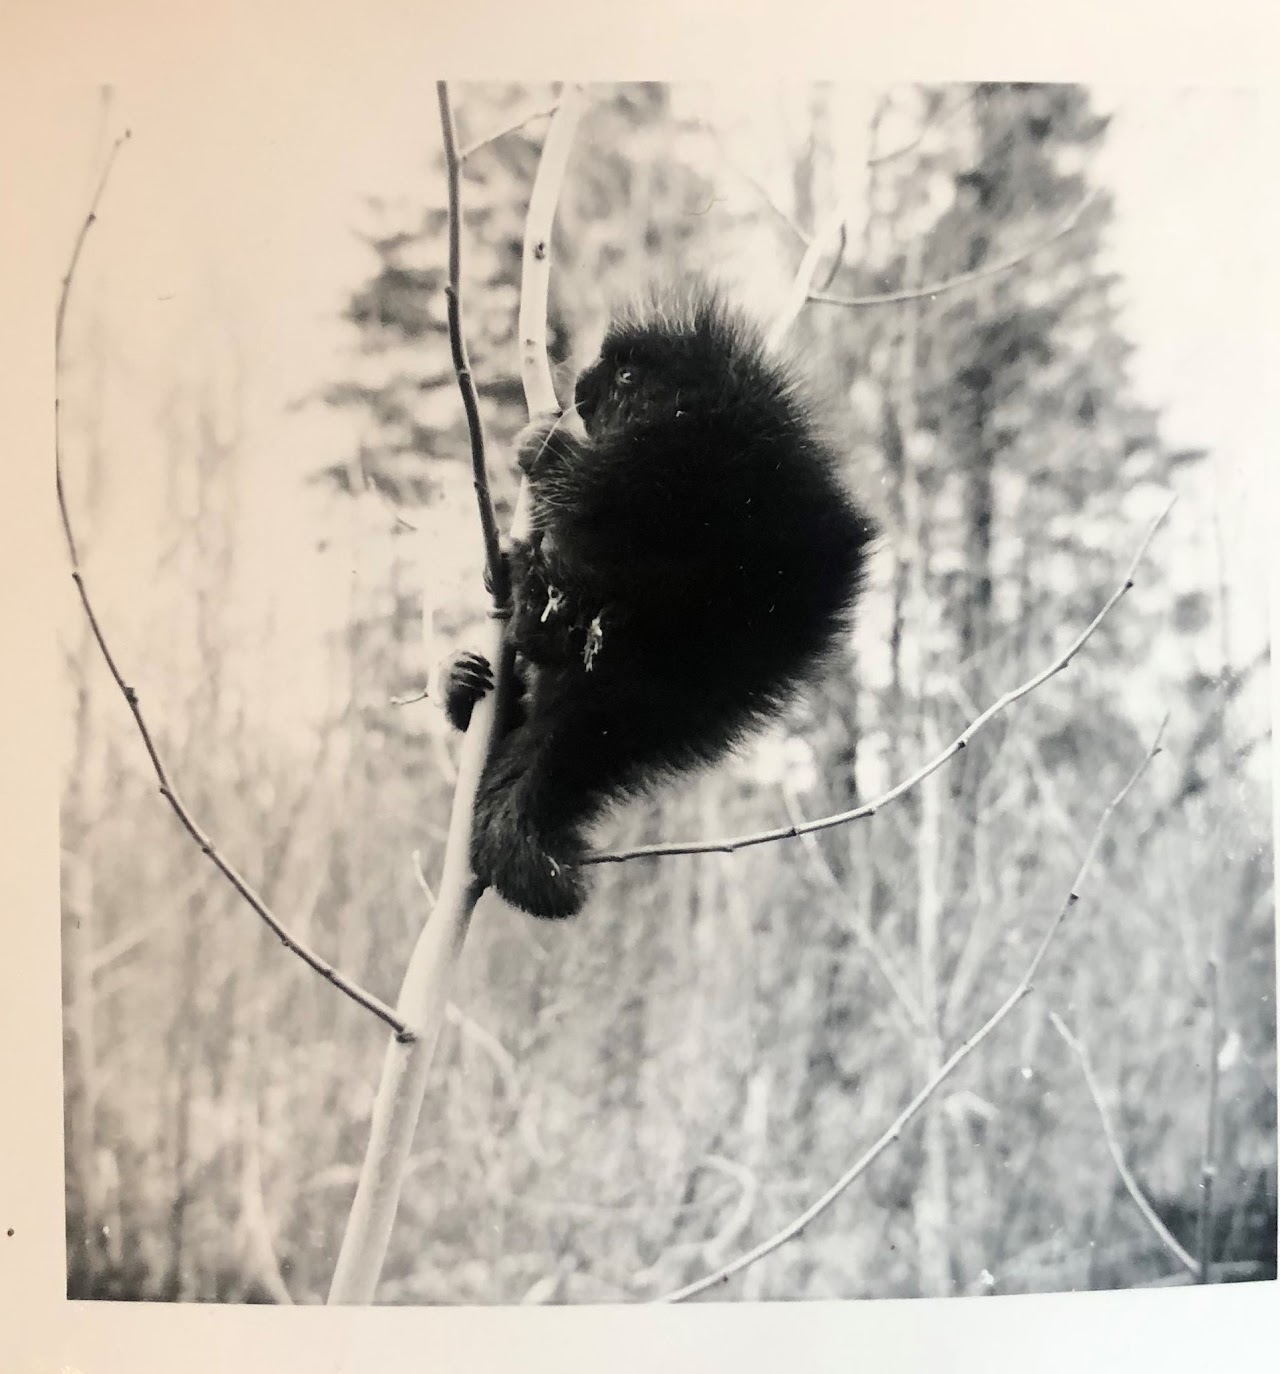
[866,89,976,167]
[1048,1009,1199,1277]
[358,450,419,532]
[816,220,847,292]
[410,848,436,907]
[1196,952,1222,1282]
[767,188,860,349]
[437,82,505,599]
[460,99,561,162]
[390,686,430,707]
[808,192,1097,311]
[55,130,130,352]
[659,722,1165,1302]
[716,143,811,246]
[593,496,1174,868]
[445,1002,520,1101]
[54,132,410,1041]
[56,130,130,564]
[780,784,927,1034]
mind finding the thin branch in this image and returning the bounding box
[714,138,811,246]
[808,191,1097,311]
[866,89,976,167]
[1196,952,1222,1282]
[659,721,1166,1302]
[88,914,168,976]
[390,686,430,707]
[437,82,504,599]
[780,784,927,1033]
[56,130,130,564]
[53,133,410,1041]
[593,496,1174,868]
[460,100,561,162]
[410,848,436,907]
[1048,1010,1199,1277]
[767,187,860,349]
[816,221,847,292]
[445,1002,520,1101]
[358,450,418,532]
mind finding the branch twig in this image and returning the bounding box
[593,497,1174,868]
[1196,952,1221,1282]
[866,89,976,167]
[808,192,1097,311]
[460,100,561,162]
[767,188,860,349]
[54,131,410,1041]
[712,135,810,247]
[56,130,130,563]
[437,82,504,598]
[659,721,1166,1302]
[779,784,927,1033]
[1048,1009,1199,1276]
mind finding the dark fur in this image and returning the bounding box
[444,286,875,918]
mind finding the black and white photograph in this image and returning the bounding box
[4,2,1278,1368]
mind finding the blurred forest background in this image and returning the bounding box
[57,81,1274,1303]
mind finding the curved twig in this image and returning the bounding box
[54,132,410,1041]
[592,496,1174,868]
[56,131,130,563]
[866,89,976,167]
[1048,1009,1199,1276]
[767,186,860,349]
[659,721,1166,1302]
[437,82,504,599]
[779,784,926,1033]
[460,99,561,162]
[808,191,1097,310]
[710,130,810,247]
